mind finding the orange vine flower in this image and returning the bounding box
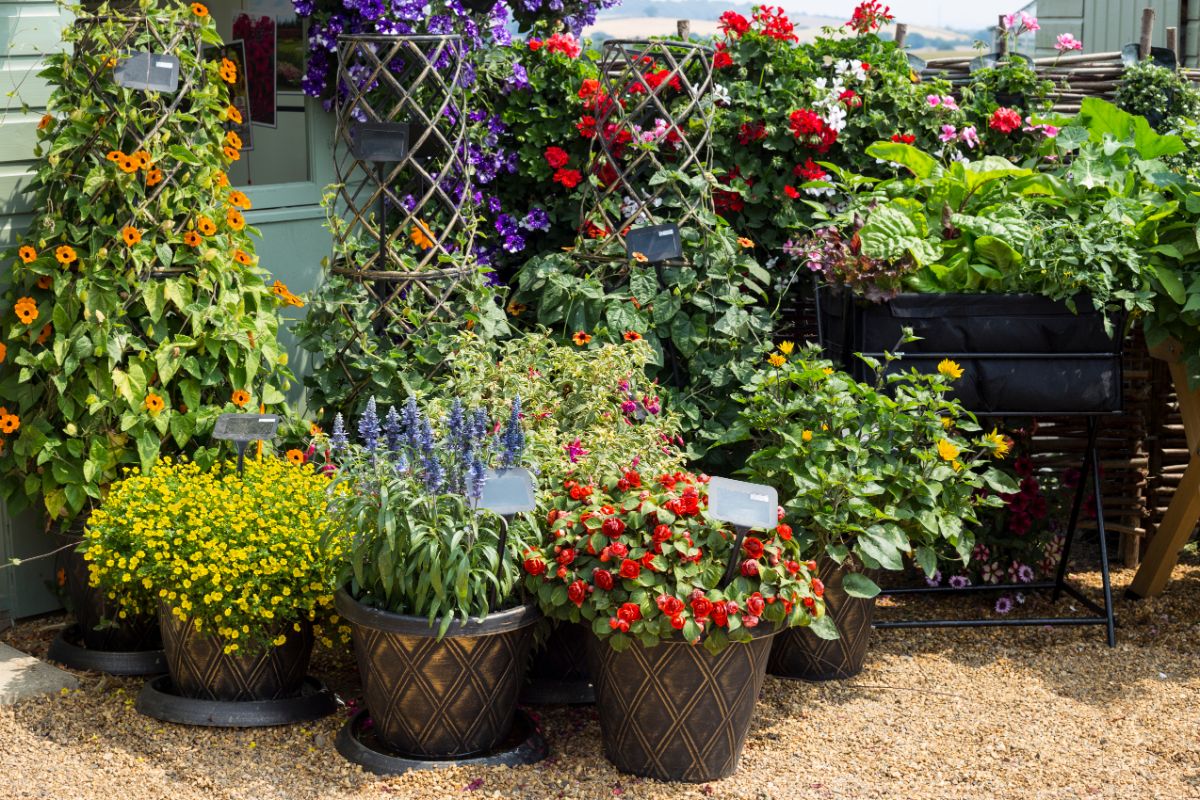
[0,343,6,363]
[117,155,139,174]
[410,220,435,250]
[36,275,52,290]
[14,298,38,325]
[285,449,305,466]
[572,331,592,346]
[228,190,251,210]
[36,324,51,345]
[222,145,240,162]
[54,245,77,266]
[143,393,165,414]
[18,245,36,264]
[309,423,322,436]
[225,209,245,231]
[133,151,153,169]
[0,411,20,434]
[37,114,53,130]
[631,251,648,263]
[219,58,237,83]
[623,331,642,341]
[145,167,164,187]
[224,131,242,150]
[226,105,242,125]
[197,216,217,236]
[106,150,123,162]
[214,171,229,188]
[232,249,252,265]
[183,231,201,247]
[231,389,250,408]
[121,227,142,247]
[190,2,209,17]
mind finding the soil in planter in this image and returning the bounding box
[768,559,876,681]
[585,629,777,783]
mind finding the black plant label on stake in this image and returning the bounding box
[626,223,682,264]
[113,53,180,93]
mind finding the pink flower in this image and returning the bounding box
[1020,12,1040,32]
[926,94,941,107]
[940,95,959,110]
[1055,32,1083,51]
[959,125,979,149]
[564,438,588,463]
[939,124,958,143]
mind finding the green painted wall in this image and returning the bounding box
[1035,0,1194,65]
[0,1,336,618]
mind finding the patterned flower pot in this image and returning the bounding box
[57,529,161,652]
[336,589,540,757]
[159,603,314,701]
[522,620,594,704]
[768,558,875,681]
[586,628,778,783]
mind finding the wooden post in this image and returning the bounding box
[894,23,908,49]
[1166,26,1178,65]
[996,14,1008,56]
[1140,7,1156,60]
[676,19,690,40]
[1129,338,1200,598]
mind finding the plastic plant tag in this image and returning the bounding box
[350,121,410,162]
[212,414,279,443]
[113,53,180,93]
[707,476,778,531]
[625,223,682,264]
[472,468,537,516]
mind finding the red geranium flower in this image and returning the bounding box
[891,132,916,144]
[528,39,542,51]
[741,559,760,577]
[784,185,800,199]
[794,158,828,182]
[577,115,596,138]
[556,547,576,566]
[719,10,750,36]
[788,109,837,153]
[544,146,570,168]
[989,107,1023,134]
[617,602,641,625]
[554,168,583,189]
[578,78,601,101]
[713,43,734,70]
[738,121,768,145]
[776,524,793,541]
[753,5,799,42]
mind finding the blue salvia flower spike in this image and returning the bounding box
[383,405,403,454]
[330,412,349,457]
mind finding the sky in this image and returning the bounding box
[767,1,1029,32]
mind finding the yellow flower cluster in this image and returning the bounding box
[83,456,347,655]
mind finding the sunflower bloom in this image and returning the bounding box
[54,245,77,266]
[231,389,250,408]
[937,358,964,379]
[936,439,960,461]
[768,353,786,367]
[18,245,36,264]
[778,340,795,355]
[197,216,217,236]
[143,393,165,414]
[286,449,305,466]
[121,226,142,247]
[572,331,592,346]
[226,209,245,231]
[941,416,953,429]
[228,190,251,210]
[226,105,242,125]
[985,429,1011,459]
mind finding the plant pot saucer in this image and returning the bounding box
[48,624,167,676]
[136,675,337,727]
[335,708,548,775]
[519,677,595,705]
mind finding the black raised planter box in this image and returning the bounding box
[816,288,1124,415]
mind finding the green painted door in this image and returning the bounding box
[0,0,335,619]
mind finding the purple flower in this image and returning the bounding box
[383,405,403,453]
[994,596,1014,614]
[330,412,349,456]
[500,396,525,469]
[358,397,381,453]
[925,569,942,587]
[1016,564,1035,583]
[564,438,588,464]
[506,61,530,92]
[949,575,970,589]
[521,207,550,232]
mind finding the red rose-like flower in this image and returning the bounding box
[556,547,576,566]
[691,595,713,619]
[601,517,626,538]
[594,568,614,590]
[610,542,628,558]
[776,524,793,541]
[785,560,801,575]
[617,602,641,624]
[652,524,673,543]
[619,558,641,580]
[989,107,1023,134]
[545,146,570,168]
[656,595,684,616]
[746,592,766,616]
[670,615,685,630]
[567,580,588,607]
[640,551,659,571]
[741,559,760,578]
[719,10,750,36]
[812,578,825,597]
[711,601,729,627]
[742,536,765,559]
[523,557,546,576]
[624,470,642,488]
[553,168,582,189]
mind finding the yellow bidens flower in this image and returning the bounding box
[937,358,964,379]
[985,429,1011,459]
[778,340,795,355]
[936,439,960,461]
[143,393,164,414]
[801,430,813,442]
[768,353,786,367]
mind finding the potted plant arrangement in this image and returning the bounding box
[522,469,826,781]
[730,342,1014,679]
[82,455,341,725]
[324,397,543,761]
[0,3,296,670]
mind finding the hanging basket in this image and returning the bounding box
[579,39,715,254]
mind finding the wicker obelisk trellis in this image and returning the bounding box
[66,15,207,279]
[330,34,474,352]
[580,39,715,253]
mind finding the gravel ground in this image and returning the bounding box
[3,554,1199,800]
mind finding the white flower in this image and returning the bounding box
[712,84,731,106]
[814,77,828,90]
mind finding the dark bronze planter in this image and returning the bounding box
[159,603,314,701]
[586,627,778,783]
[522,621,595,705]
[768,558,876,681]
[56,529,161,653]
[336,589,539,758]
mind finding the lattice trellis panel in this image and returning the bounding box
[580,39,715,252]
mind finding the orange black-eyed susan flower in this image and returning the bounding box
[226,105,242,125]
[272,280,291,299]
[623,331,642,342]
[228,190,251,209]
[410,220,435,250]
[286,449,305,466]
[232,249,252,265]
[143,393,164,414]
[121,226,142,247]
[37,114,53,130]
[231,389,250,408]
[0,412,19,434]
[106,150,123,162]
[183,231,202,247]
[145,167,164,187]
[214,171,229,188]
[18,245,36,264]
[219,58,237,83]
[225,209,245,231]
[737,237,754,248]
[572,331,592,346]
[133,150,153,169]
[197,216,217,236]
[0,343,6,363]
[14,298,38,325]
[117,155,139,174]
[309,423,322,436]
[222,145,240,161]
[190,2,209,16]
[224,131,242,150]
[36,275,52,290]
[36,324,51,345]
[285,293,304,308]
[54,245,77,266]
[506,300,527,316]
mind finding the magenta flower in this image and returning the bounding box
[939,124,958,143]
[940,95,959,111]
[564,438,588,463]
[926,94,941,107]
[643,395,661,415]
[960,125,979,149]
[1055,32,1083,51]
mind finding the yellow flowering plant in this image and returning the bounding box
[725,339,1017,598]
[82,457,345,654]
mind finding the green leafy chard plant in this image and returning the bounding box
[0,3,294,523]
[728,341,1014,597]
[322,396,536,633]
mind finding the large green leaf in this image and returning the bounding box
[859,205,941,266]
[974,236,1023,272]
[865,141,939,178]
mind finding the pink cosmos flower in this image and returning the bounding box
[939,124,958,143]
[1055,33,1083,51]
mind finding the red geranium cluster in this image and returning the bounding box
[738,121,768,145]
[715,167,749,213]
[846,1,895,34]
[529,32,582,59]
[788,108,837,153]
[545,145,582,189]
[890,132,916,144]
[989,107,1023,134]
[718,6,797,42]
[522,470,825,652]
[713,41,734,70]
